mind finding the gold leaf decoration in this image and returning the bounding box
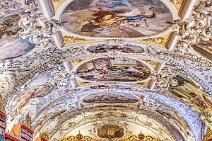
[169,0,184,11]
[142,37,167,46]
[62,36,85,44]
[52,0,65,11]
[41,132,49,140]
[203,129,212,141]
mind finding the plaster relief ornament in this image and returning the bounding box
[170,1,212,55]
[61,0,173,38]
[0,0,21,18]
[191,19,212,61]
[76,57,151,82]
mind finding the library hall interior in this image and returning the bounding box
[0,0,211,141]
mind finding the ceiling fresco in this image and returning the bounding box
[76,57,151,82]
[0,0,211,141]
[61,0,173,38]
[53,111,179,141]
[0,14,36,60]
[169,75,212,111]
[86,44,144,53]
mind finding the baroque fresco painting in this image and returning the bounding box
[61,0,172,38]
[76,57,151,82]
[83,92,138,103]
[8,72,54,118]
[0,14,35,60]
[87,44,144,53]
[169,75,212,112]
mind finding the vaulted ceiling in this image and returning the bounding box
[0,0,211,141]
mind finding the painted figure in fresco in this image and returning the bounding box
[77,57,151,82]
[87,44,144,53]
[169,75,212,111]
[125,7,156,27]
[11,83,54,117]
[81,7,156,32]
[61,0,172,38]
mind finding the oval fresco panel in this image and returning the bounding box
[76,57,151,82]
[61,0,172,38]
[0,14,35,60]
[87,44,144,53]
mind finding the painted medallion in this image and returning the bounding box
[76,57,151,82]
[61,0,172,38]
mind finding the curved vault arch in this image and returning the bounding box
[49,109,183,141]
[26,84,205,141]
[37,106,187,141]
[3,41,211,141]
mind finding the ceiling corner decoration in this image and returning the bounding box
[0,0,211,141]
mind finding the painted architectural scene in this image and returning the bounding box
[76,57,151,82]
[86,44,144,53]
[61,0,172,38]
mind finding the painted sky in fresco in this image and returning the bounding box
[0,38,35,60]
[61,0,172,38]
[0,14,36,60]
[77,57,151,82]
